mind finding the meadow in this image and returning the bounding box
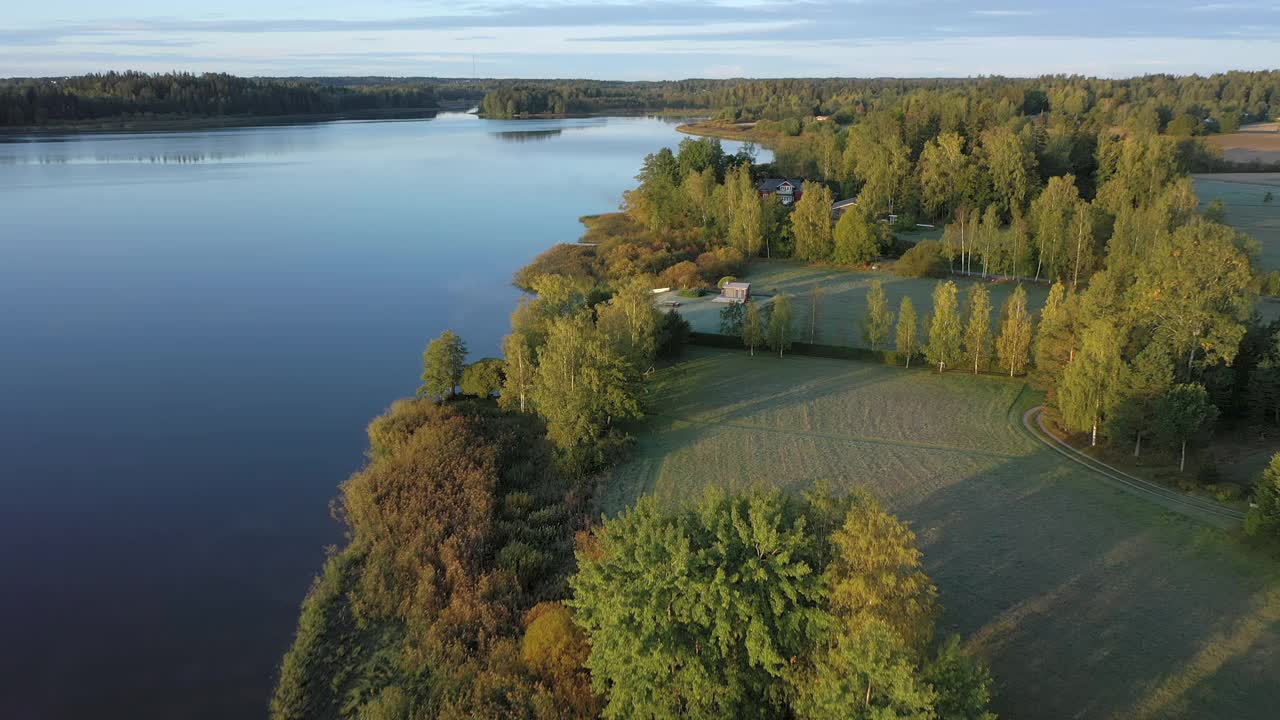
[602,348,1280,720]
[1204,122,1280,165]
[1193,172,1280,271]
[660,259,1051,347]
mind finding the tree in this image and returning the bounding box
[792,182,836,261]
[980,125,1036,218]
[925,281,963,373]
[1028,175,1078,282]
[797,621,938,720]
[569,492,827,720]
[768,294,794,358]
[832,208,881,266]
[825,496,939,654]
[896,296,919,369]
[1129,219,1254,378]
[420,330,467,398]
[743,301,766,356]
[1153,383,1218,472]
[1033,282,1080,385]
[918,132,976,221]
[1057,319,1130,446]
[1107,343,1174,457]
[596,278,661,370]
[460,358,504,398]
[499,331,537,413]
[925,637,998,720]
[995,285,1034,377]
[1245,453,1280,541]
[531,312,642,458]
[727,164,765,256]
[963,284,993,374]
[862,280,894,352]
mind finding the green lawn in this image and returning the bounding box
[1194,173,1280,272]
[602,348,1280,720]
[660,260,1051,348]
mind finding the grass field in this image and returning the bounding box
[602,348,1280,720]
[1193,173,1280,272]
[659,260,1052,348]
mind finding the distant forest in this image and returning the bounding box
[478,73,1280,129]
[7,70,1280,129]
[0,72,442,126]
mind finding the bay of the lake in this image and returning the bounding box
[0,114,765,719]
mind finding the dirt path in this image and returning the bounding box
[1020,405,1244,528]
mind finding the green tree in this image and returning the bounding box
[1032,282,1080,385]
[768,294,794,358]
[963,284,993,374]
[793,182,836,261]
[980,125,1036,218]
[596,278,661,370]
[925,637,998,720]
[862,280,894,352]
[1107,343,1174,457]
[918,132,976,222]
[1153,383,1218,472]
[797,621,938,720]
[460,358,504,398]
[420,330,467,398]
[1245,453,1280,541]
[995,285,1034,377]
[569,492,828,720]
[825,496,939,654]
[727,164,765,256]
[896,296,919,369]
[1057,319,1130,446]
[720,301,745,335]
[499,331,537,413]
[1028,175,1078,282]
[832,208,881,266]
[1130,219,1254,378]
[925,281,963,373]
[531,312,641,457]
[743,301,766,356]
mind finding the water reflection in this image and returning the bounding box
[490,128,564,143]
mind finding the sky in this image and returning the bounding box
[4,0,1280,79]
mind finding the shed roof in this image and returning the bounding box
[723,282,751,290]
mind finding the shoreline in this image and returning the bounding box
[0,106,453,137]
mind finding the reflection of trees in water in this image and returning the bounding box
[490,128,563,143]
[0,151,252,165]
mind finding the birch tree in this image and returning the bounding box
[862,280,894,352]
[963,283,993,374]
[995,285,1033,377]
[925,281,963,373]
[1057,319,1130,446]
[896,296,919,368]
[768,294,794,358]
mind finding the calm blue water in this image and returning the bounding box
[0,114,765,719]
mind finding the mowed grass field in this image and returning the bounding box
[1194,173,1280,272]
[602,348,1280,720]
[662,260,1052,347]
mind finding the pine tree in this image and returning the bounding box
[895,296,918,369]
[925,281,963,373]
[862,280,894,352]
[963,283,993,374]
[995,285,1034,377]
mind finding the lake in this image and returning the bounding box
[0,114,765,719]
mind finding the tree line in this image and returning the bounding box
[0,72,439,126]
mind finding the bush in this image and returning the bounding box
[893,239,948,278]
[696,246,747,282]
[660,260,702,290]
[718,275,738,289]
[461,358,505,398]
